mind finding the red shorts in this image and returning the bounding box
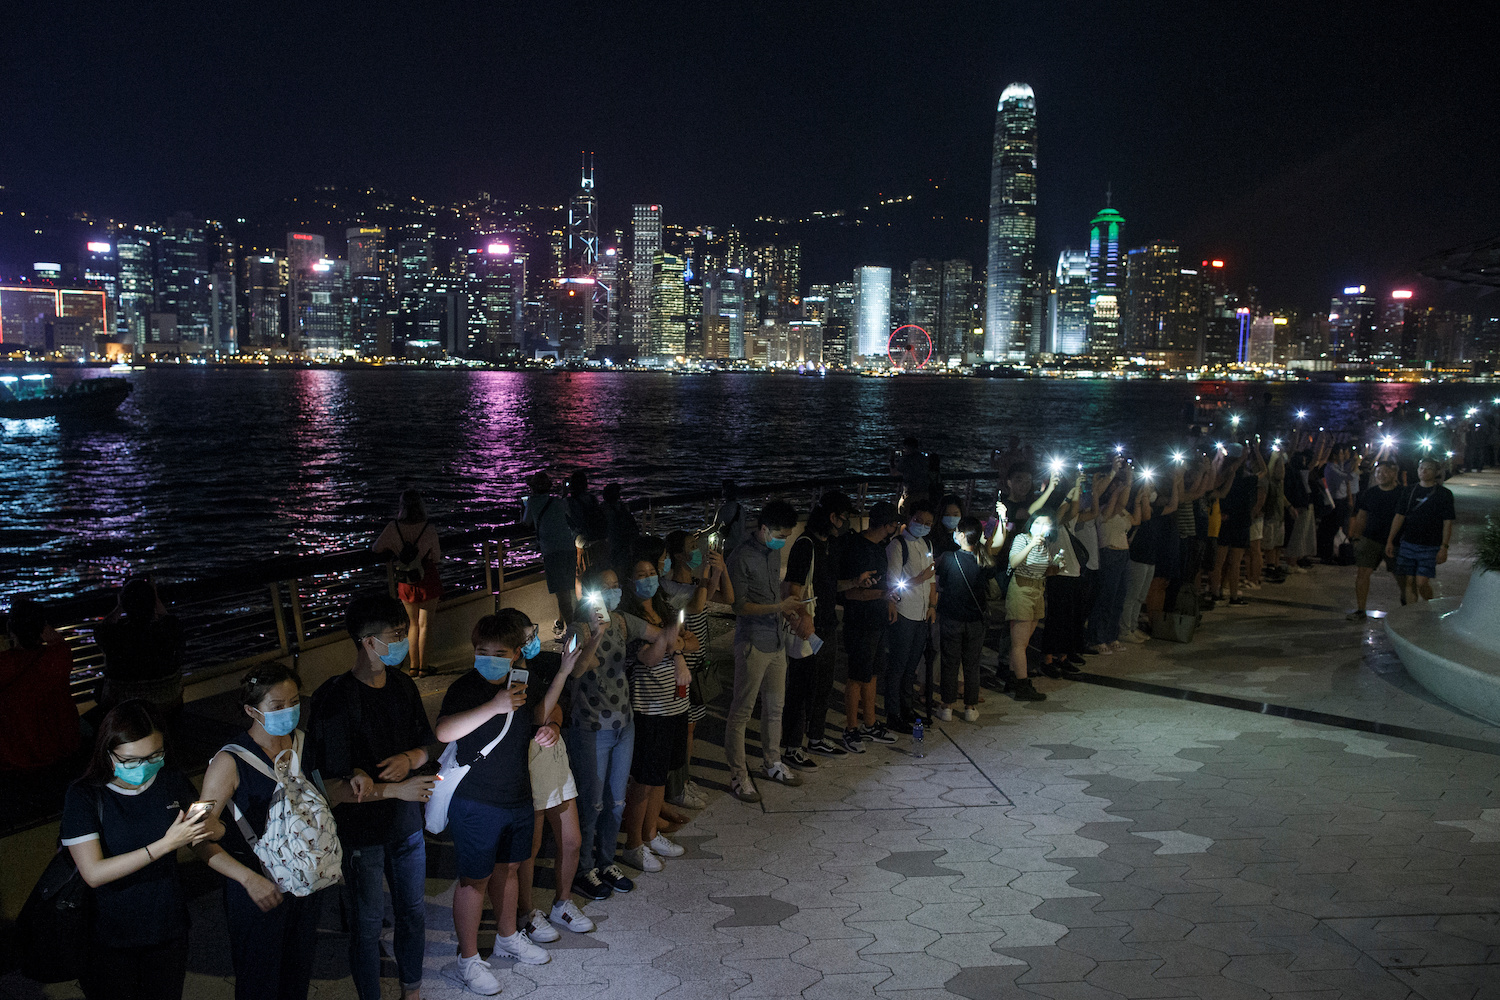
[397,561,442,605]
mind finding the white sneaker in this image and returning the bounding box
[1120,629,1147,643]
[667,787,708,809]
[523,907,560,943]
[491,929,550,966]
[933,705,953,722]
[760,760,803,786]
[649,832,685,858]
[443,953,501,995]
[731,772,762,802]
[962,706,980,723]
[550,898,596,933]
[622,843,663,873]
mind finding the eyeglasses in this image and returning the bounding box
[113,749,166,767]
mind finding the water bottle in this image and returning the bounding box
[911,717,925,758]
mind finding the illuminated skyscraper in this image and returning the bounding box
[1330,285,1378,361]
[1051,251,1090,355]
[985,82,1038,361]
[853,265,892,360]
[247,254,283,349]
[1086,198,1125,359]
[648,252,687,357]
[346,226,385,276]
[566,156,599,276]
[115,230,155,344]
[703,267,746,359]
[908,260,941,341]
[628,204,662,347]
[158,213,212,344]
[209,266,236,355]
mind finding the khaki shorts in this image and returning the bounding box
[528,739,578,810]
[1249,518,1264,542]
[1353,536,1394,571]
[1006,575,1047,622]
[1263,517,1285,548]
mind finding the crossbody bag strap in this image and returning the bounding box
[463,714,514,767]
[220,742,280,848]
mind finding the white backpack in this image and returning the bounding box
[222,732,343,896]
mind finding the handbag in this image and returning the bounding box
[425,713,513,834]
[16,791,102,983]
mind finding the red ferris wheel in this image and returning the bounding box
[887,324,934,370]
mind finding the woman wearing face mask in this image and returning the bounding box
[1005,513,1064,702]
[660,530,732,810]
[563,567,639,900]
[933,517,997,722]
[61,699,216,1000]
[933,495,966,559]
[616,545,692,874]
[197,665,328,1000]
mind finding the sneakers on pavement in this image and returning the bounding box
[572,868,611,900]
[598,864,635,893]
[1120,629,1147,643]
[730,772,762,802]
[523,907,560,943]
[1010,678,1046,702]
[621,843,663,873]
[761,760,803,786]
[667,787,708,809]
[1346,610,1368,620]
[962,706,980,722]
[1228,597,1250,606]
[840,729,866,754]
[491,930,550,966]
[649,833,685,857]
[933,705,952,722]
[806,737,848,757]
[1084,644,1113,656]
[550,898,596,933]
[860,724,897,745]
[782,746,820,770]
[443,954,501,995]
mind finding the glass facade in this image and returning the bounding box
[852,266,892,359]
[986,83,1037,362]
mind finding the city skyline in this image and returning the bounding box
[1,5,1497,309]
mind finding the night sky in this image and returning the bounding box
[4,2,1498,307]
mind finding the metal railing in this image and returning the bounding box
[39,468,1005,700]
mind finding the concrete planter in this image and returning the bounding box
[1386,568,1500,726]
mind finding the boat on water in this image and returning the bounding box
[0,373,133,420]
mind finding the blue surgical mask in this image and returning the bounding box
[687,549,704,569]
[908,522,931,539]
[522,635,542,660]
[602,588,623,610]
[941,515,961,530]
[634,576,659,599]
[662,556,673,575]
[255,703,300,737]
[475,654,511,681]
[113,758,164,787]
[766,535,787,550]
[373,636,409,667]
[953,532,965,548]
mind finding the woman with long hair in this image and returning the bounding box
[933,517,997,721]
[373,490,442,677]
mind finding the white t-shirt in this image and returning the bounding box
[886,530,935,621]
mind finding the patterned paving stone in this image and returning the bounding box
[877,849,964,878]
[709,894,800,928]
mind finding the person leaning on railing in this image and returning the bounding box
[94,576,186,723]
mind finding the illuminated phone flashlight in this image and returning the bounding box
[1114,444,1124,454]
[1466,407,1478,417]
[1230,415,1242,427]
[1048,458,1064,474]
[893,577,908,592]
[1382,436,1394,447]
[1272,439,1282,449]
[1076,462,1084,472]
[1140,467,1155,480]
[1446,450,1455,458]
[1295,409,1307,420]
[1421,437,1433,449]
[1214,441,1224,450]
[587,591,603,606]
[1171,451,1184,464]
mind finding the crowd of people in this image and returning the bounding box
[2,398,1491,1000]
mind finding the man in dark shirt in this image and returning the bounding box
[1348,459,1405,618]
[1386,457,1457,603]
[783,491,856,760]
[307,593,436,1000]
[892,437,931,508]
[837,501,905,753]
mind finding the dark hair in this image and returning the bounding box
[939,493,964,515]
[602,483,622,504]
[567,470,589,496]
[1006,462,1033,480]
[528,471,552,494]
[759,498,798,531]
[664,529,692,559]
[619,555,673,624]
[82,699,163,786]
[397,489,427,523]
[121,578,156,619]
[721,479,739,501]
[902,436,920,449]
[954,516,994,568]
[580,564,618,593]
[5,597,46,649]
[472,608,532,650]
[817,490,856,517]
[344,591,407,642]
[240,664,302,709]
[906,498,933,517]
[630,534,666,573]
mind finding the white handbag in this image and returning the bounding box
[424,714,513,835]
[223,732,343,896]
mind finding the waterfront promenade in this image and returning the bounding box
[2,475,1497,1000]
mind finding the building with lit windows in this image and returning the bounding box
[1330,285,1378,361]
[1049,251,1091,355]
[246,255,284,349]
[115,230,155,344]
[985,82,1038,361]
[648,253,687,357]
[567,158,599,276]
[703,267,746,359]
[853,266,893,360]
[157,213,212,344]
[937,260,974,363]
[346,226,385,276]
[629,204,662,347]
[292,258,349,356]
[908,260,941,349]
[0,285,108,356]
[209,267,236,355]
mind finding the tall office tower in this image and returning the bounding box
[703,267,746,359]
[1329,285,1378,361]
[852,265,893,360]
[1378,291,1416,362]
[1123,242,1183,355]
[908,259,941,340]
[246,255,283,349]
[985,82,1038,361]
[629,204,662,346]
[932,260,973,363]
[79,238,119,338]
[346,226,385,276]
[394,236,434,294]
[157,213,213,343]
[566,156,599,276]
[1050,251,1091,355]
[1085,199,1126,360]
[648,252,687,357]
[683,256,704,357]
[821,281,854,367]
[595,245,619,345]
[291,258,349,356]
[1175,266,1205,364]
[285,233,328,354]
[208,266,237,355]
[114,230,155,344]
[1194,259,1235,365]
[350,272,390,356]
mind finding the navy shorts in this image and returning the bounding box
[842,619,886,684]
[448,796,534,878]
[1395,541,1440,579]
[543,550,576,596]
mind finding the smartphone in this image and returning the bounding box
[186,800,216,824]
[509,668,530,687]
[566,632,579,654]
[677,608,686,626]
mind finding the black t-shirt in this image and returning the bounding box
[1221,472,1259,526]
[838,532,890,625]
[1396,484,1456,547]
[1354,485,1404,544]
[786,534,839,630]
[60,769,198,947]
[97,615,187,683]
[1129,514,1161,563]
[438,668,534,809]
[935,551,994,622]
[307,670,435,848]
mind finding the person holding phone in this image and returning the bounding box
[661,529,733,808]
[61,699,218,1000]
[1005,512,1064,702]
[305,594,437,1000]
[837,501,905,754]
[197,664,331,1000]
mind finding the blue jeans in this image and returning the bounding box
[565,720,635,872]
[224,878,327,1000]
[343,830,427,1000]
[1088,548,1131,646]
[884,615,928,720]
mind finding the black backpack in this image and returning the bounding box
[390,521,427,584]
[16,791,102,982]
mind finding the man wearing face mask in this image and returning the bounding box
[783,491,857,759]
[838,501,905,753]
[306,593,437,1000]
[724,498,804,803]
[883,500,937,733]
